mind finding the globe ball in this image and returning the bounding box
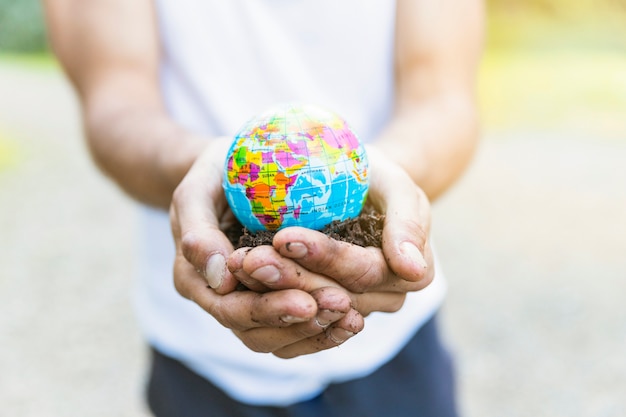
[222,103,369,232]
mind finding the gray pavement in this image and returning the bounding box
[1,62,625,417]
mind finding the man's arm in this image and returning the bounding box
[378,0,484,200]
[44,0,205,208]
[45,0,363,357]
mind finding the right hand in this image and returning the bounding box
[169,138,363,358]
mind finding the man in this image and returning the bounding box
[45,1,483,415]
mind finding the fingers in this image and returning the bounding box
[232,287,361,356]
[350,291,407,316]
[174,252,319,329]
[272,308,364,359]
[170,139,240,294]
[371,179,434,286]
[366,146,434,285]
[272,228,385,293]
[270,228,428,293]
[229,244,408,316]
[176,253,360,356]
[228,244,340,292]
[232,287,353,352]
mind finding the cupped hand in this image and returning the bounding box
[174,246,363,358]
[228,244,407,316]
[229,145,435,304]
[169,138,362,357]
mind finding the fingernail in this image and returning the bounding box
[250,265,281,283]
[400,242,427,270]
[239,277,256,288]
[327,328,355,345]
[280,315,308,324]
[284,242,307,258]
[205,254,226,289]
[315,309,344,328]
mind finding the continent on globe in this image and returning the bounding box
[222,103,369,232]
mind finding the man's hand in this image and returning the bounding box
[169,139,364,358]
[228,146,434,315]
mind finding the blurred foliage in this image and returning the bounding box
[0,0,47,52]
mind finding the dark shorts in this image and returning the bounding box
[147,315,458,417]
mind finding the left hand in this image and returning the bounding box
[228,146,435,312]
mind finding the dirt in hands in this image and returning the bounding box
[225,205,385,249]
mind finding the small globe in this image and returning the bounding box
[223,103,369,232]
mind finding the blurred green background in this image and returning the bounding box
[0,0,47,52]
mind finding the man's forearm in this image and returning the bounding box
[375,92,480,201]
[44,0,197,208]
[384,0,483,201]
[84,100,206,209]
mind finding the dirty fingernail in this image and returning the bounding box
[327,328,355,345]
[400,242,427,270]
[315,310,344,328]
[205,253,226,289]
[250,265,281,283]
[284,242,307,258]
[280,315,308,324]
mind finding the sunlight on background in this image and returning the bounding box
[481,0,626,137]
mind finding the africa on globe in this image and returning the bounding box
[222,103,369,232]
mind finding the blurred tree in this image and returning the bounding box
[0,0,47,53]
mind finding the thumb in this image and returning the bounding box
[170,139,240,294]
[366,147,434,285]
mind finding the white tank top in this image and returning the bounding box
[134,0,447,406]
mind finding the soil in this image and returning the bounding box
[226,205,385,249]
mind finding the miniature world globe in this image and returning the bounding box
[223,103,369,232]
